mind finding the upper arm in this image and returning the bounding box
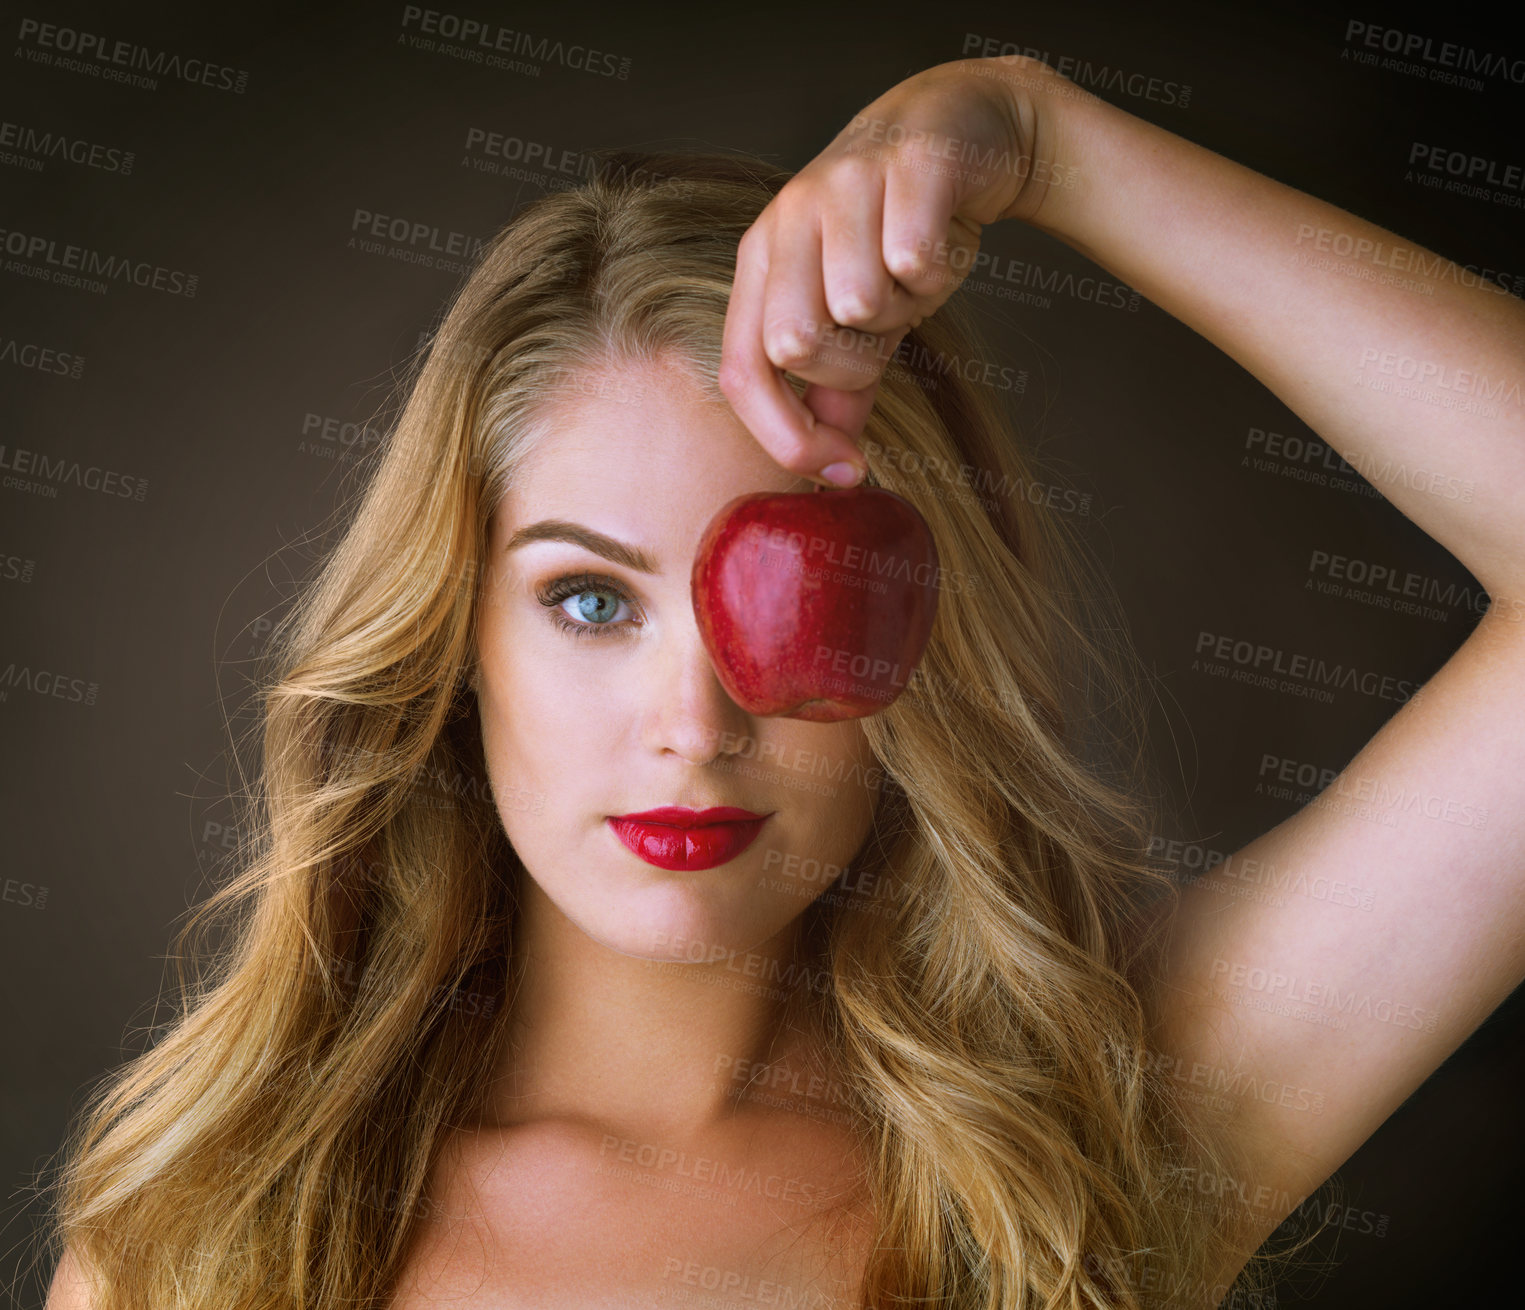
[45,1245,100,1310]
[1145,605,1525,1222]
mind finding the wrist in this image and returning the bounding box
[962,54,1109,237]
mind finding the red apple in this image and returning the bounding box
[690,486,940,721]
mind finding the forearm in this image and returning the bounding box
[998,59,1525,597]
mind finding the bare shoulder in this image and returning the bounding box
[44,1245,100,1310]
[386,1126,504,1309]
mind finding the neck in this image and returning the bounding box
[485,873,829,1142]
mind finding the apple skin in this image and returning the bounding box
[690,486,940,721]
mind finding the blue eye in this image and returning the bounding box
[535,572,640,639]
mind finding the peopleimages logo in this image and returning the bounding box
[1293,222,1525,298]
[0,443,148,502]
[14,18,250,93]
[0,661,98,705]
[0,335,83,379]
[960,34,1192,107]
[398,7,632,79]
[1342,20,1525,88]
[1192,630,1421,705]
[0,120,135,175]
[0,226,198,298]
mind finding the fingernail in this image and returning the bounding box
[821,461,863,487]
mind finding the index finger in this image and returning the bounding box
[720,225,870,488]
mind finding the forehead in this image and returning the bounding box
[496,355,809,538]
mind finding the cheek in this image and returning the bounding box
[475,623,633,810]
[784,724,879,829]
[823,721,876,776]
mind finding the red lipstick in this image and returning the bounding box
[607,806,771,871]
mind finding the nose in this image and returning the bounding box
[642,610,755,765]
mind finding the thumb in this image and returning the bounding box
[800,323,905,447]
[801,378,879,445]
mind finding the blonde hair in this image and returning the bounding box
[36,148,1303,1308]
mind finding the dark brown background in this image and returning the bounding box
[3,1,1522,1304]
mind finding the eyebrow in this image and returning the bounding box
[501,519,658,574]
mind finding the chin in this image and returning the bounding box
[590,890,795,964]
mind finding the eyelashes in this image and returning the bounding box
[534,571,641,640]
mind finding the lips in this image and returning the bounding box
[606,806,771,871]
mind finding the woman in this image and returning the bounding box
[42,54,1524,1310]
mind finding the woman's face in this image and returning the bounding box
[474,352,882,962]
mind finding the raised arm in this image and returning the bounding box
[720,53,1525,1276]
[1002,56,1525,598]
[992,53,1525,1266]
[722,54,1525,591]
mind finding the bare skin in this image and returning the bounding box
[717,52,1525,1295]
[387,354,882,1307]
[48,52,1525,1310]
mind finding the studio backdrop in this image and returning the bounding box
[3,2,1522,1306]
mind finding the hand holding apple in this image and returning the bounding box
[718,58,1054,487]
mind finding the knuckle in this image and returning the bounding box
[736,220,774,268]
[771,183,816,222]
[832,151,881,189]
[827,284,880,326]
[716,355,751,401]
[734,225,763,266]
[884,243,934,286]
[765,321,818,368]
[769,435,818,474]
